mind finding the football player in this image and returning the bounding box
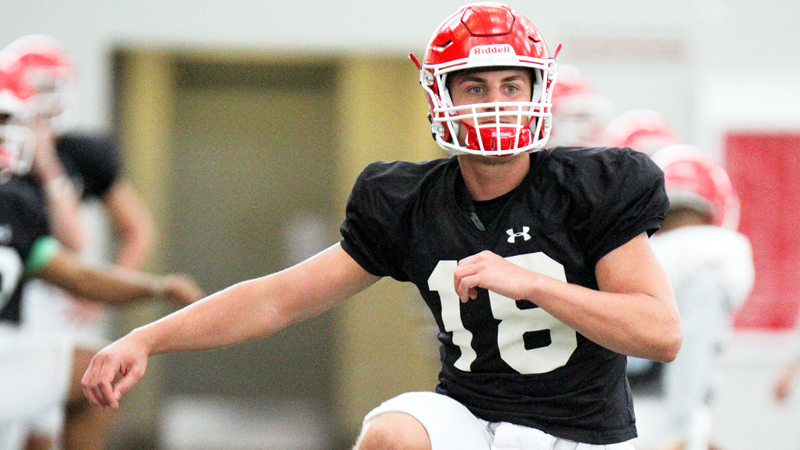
[603,109,680,156]
[642,145,753,450]
[547,64,613,148]
[0,61,202,450]
[82,3,681,449]
[5,35,156,450]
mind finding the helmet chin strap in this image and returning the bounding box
[462,121,533,152]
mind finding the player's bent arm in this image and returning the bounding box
[455,232,682,361]
[102,180,155,269]
[30,124,86,252]
[82,243,379,408]
[537,232,681,361]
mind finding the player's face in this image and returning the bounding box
[448,69,533,146]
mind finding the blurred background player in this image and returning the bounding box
[632,145,754,450]
[4,35,155,450]
[602,108,680,156]
[1,56,202,450]
[546,64,613,148]
[603,109,683,384]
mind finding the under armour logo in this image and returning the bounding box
[506,226,531,243]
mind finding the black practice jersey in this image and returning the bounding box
[20,132,122,205]
[0,180,52,324]
[55,132,121,200]
[340,147,669,444]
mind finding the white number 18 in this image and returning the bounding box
[428,253,578,375]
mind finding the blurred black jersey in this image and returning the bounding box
[340,147,668,444]
[19,132,122,211]
[55,132,122,200]
[0,179,51,324]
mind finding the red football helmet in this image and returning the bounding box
[651,144,740,230]
[0,52,35,181]
[548,65,613,147]
[4,34,78,130]
[602,109,678,156]
[414,2,557,156]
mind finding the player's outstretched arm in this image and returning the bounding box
[82,242,380,409]
[454,232,681,362]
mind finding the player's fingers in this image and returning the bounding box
[455,257,488,301]
[81,355,107,406]
[454,271,481,302]
[112,364,146,403]
[95,357,121,408]
[81,377,102,407]
[98,377,120,409]
[83,353,123,408]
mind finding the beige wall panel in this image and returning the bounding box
[113,49,176,443]
[332,55,442,439]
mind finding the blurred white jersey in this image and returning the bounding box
[649,225,755,450]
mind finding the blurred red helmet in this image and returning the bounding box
[0,51,35,181]
[651,144,740,229]
[548,65,613,147]
[415,2,557,156]
[5,34,78,130]
[602,109,678,155]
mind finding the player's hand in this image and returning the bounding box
[774,376,791,402]
[81,334,149,409]
[454,250,537,303]
[161,274,205,306]
[774,359,799,403]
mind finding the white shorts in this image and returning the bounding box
[363,392,636,450]
[0,325,74,424]
[0,421,26,450]
[21,280,111,350]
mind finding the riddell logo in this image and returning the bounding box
[469,44,515,57]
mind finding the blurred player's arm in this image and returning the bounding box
[29,122,86,251]
[102,179,155,269]
[775,357,799,402]
[82,242,380,408]
[26,236,203,307]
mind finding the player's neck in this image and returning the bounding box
[457,153,530,201]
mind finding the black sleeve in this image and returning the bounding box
[56,133,122,199]
[571,148,669,266]
[339,161,412,281]
[4,182,51,262]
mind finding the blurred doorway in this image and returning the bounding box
[113,51,340,449]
